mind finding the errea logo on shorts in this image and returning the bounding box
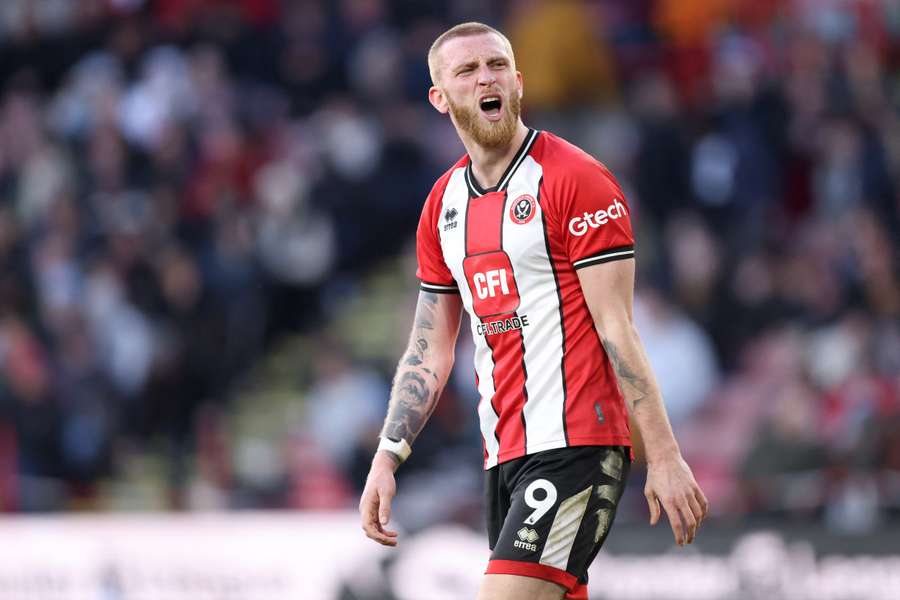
[514,527,540,552]
[568,198,627,236]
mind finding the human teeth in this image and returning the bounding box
[480,96,502,109]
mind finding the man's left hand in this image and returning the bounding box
[644,453,708,545]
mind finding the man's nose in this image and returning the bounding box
[476,64,496,85]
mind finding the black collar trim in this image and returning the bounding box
[465,128,539,197]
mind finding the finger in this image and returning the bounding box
[366,526,398,546]
[360,494,398,546]
[378,488,394,526]
[376,513,399,538]
[359,492,377,526]
[646,491,661,526]
[696,488,710,520]
[362,519,398,546]
[687,492,704,526]
[677,497,698,544]
[373,526,399,544]
[661,498,685,545]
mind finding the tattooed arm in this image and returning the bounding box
[360,290,463,546]
[380,291,462,447]
[577,259,708,546]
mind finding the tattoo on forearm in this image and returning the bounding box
[383,371,432,441]
[403,338,428,366]
[398,372,428,404]
[382,292,444,443]
[600,337,650,411]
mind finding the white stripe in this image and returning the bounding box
[438,168,501,468]
[593,508,614,544]
[573,249,634,268]
[465,167,482,197]
[474,322,500,468]
[595,484,619,504]
[498,129,538,190]
[505,156,567,455]
[420,283,457,291]
[599,449,624,481]
[539,485,593,570]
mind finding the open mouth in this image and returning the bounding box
[479,95,503,118]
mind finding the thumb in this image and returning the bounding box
[646,492,660,526]
[379,488,394,525]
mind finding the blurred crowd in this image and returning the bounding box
[0,0,897,534]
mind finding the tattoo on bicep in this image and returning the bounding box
[404,293,438,365]
[600,337,649,411]
[414,292,438,330]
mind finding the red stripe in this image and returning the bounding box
[485,559,578,592]
[487,327,528,455]
[542,211,631,444]
[465,191,528,458]
[466,192,504,253]
[565,583,589,600]
[536,181,569,444]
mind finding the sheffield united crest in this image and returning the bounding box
[509,194,536,225]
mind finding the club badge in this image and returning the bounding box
[510,194,536,225]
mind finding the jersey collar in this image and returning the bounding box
[465,128,539,198]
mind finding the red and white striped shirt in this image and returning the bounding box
[416,129,634,469]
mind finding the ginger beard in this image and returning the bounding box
[445,89,521,149]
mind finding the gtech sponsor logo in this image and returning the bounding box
[568,198,627,236]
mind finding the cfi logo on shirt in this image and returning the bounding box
[568,198,627,236]
[509,194,536,225]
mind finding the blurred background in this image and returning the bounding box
[0,0,898,598]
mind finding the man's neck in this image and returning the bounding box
[462,121,529,190]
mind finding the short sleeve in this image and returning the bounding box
[415,190,458,294]
[561,163,635,270]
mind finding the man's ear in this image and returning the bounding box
[516,71,524,99]
[428,86,449,114]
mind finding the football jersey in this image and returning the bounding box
[416,129,634,469]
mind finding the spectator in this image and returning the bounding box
[0,0,894,529]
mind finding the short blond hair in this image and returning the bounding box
[427,22,515,85]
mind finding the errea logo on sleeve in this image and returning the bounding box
[568,198,627,236]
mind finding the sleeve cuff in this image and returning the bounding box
[572,245,635,270]
[419,281,459,294]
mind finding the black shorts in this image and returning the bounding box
[485,445,630,596]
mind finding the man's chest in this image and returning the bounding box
[438,165,556,318]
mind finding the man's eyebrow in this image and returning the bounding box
[453,60,479,73]
[452,56,509,73]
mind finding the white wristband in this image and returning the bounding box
[377,437,412,463]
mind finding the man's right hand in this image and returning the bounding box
[359,450,400,546]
